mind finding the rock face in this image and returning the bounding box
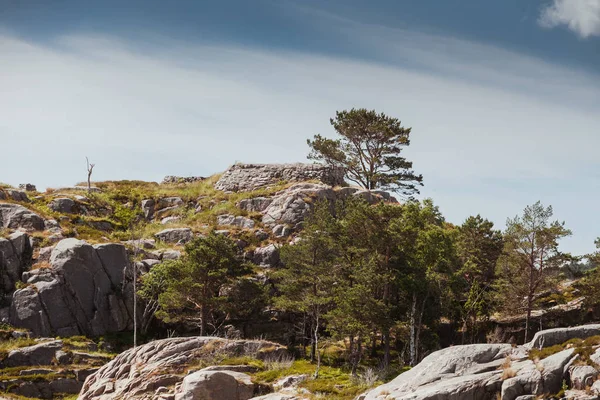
[155,228,193,244]
[163,176,206,184]
[175,369,255,400]
[526,324,600,349]
[252,244,280,268]
[238,197,273,213]
[215,163,345,192]
[49,197,75,213]
[0,231,31,294]
[217,214,256,229]
[360,325,600,400]
[9,238,133,337]
[79,337,286,400]
[0,204,45,231]
[360,344,513,400]
[262,183,335,229]
[4,340,64,367]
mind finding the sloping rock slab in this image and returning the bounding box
[79,337,286,400]
[174,369,255,400]
[360,344,513,400]
[526,324,600,349]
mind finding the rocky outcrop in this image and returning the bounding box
[18,183,37,192]
[49,197,75,213]
[0,204,44,231]
[215,163,345,192]
[252,244,280,268]
[0,231,31,294]
[526,324,600,349]
[217,214,256,229]
[360,344,513,400]
[360,325,600,400]
[79,337,286,400]
[163,176,206,184]
[175,369,255,400]
[4,339,64,367]
[5,189,30,202]
[9,238,133,337]
[155,228,193,244]
[262,183,335,229]
[238,197,273,213]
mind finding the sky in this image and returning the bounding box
[1,0,599,255]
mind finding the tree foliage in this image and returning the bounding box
[139,232,250,335]
[495,201,571,343]
[307,108,423,195]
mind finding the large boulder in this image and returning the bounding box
[79,337,286,400]
[4,340,63,367]
[238,197,273,213]
[360,344,514,400]
[215,163,345,192]
[526,324,600,349]
[155,228,193,244]
[0,231,32,294]
[174,369,255,400]
[252,244,280,268]
[262,183,336,229]
[9,239,133,337]
[501,349,575,400]
[48,198,75,213]
[217,214,255,229]
[0,204,44,231]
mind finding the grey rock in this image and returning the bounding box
[253,244,280,268]
[6,189,30,202]
[49,198,75,213]
[88,220,113,231]
[254,230,270,241]
[142,199,155,219]
[123,238,156,250]
[37,246,54,263]
[5,339,63,367]
[273,375,308,390]
[79,337,286,400]
[174,370,255,400]
[360,344,513,400]
[56,350,73,364]
[526,324,600,349]
[215,163,345,192]
[262,183,335,228]
[18,184,37,192]
[239,197,273,213]
[50,378,82,394]
[501,348,575,400]
[161,216,181,225]
[10,238,132,337]
[570,365,598,390]
[155,228,193,244]
[157,197,184,209]
[156,205,184,220]
[0,204,45,231]
[0,231,31,293]
[218,214,256,229]
[163,176,206,184]
[272,224,290,238]
[19,368,54,375]
[162,250,182,260]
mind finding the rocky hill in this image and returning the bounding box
[1,163,598,400]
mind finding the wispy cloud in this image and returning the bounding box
[1,15,599,253]
[539,0,600,38]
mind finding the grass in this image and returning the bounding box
[0,338,38,360]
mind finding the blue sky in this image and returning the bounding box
[1,0,599,254]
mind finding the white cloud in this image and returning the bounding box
[539,0,600,38]
[0,22,599,254]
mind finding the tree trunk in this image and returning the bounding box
[524,294,533,344]
[200,304,208,336]
[383,329,390,369]
[314,314,320,378]
[409,293,417,366]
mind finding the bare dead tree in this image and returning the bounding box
[86,157,95,192]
